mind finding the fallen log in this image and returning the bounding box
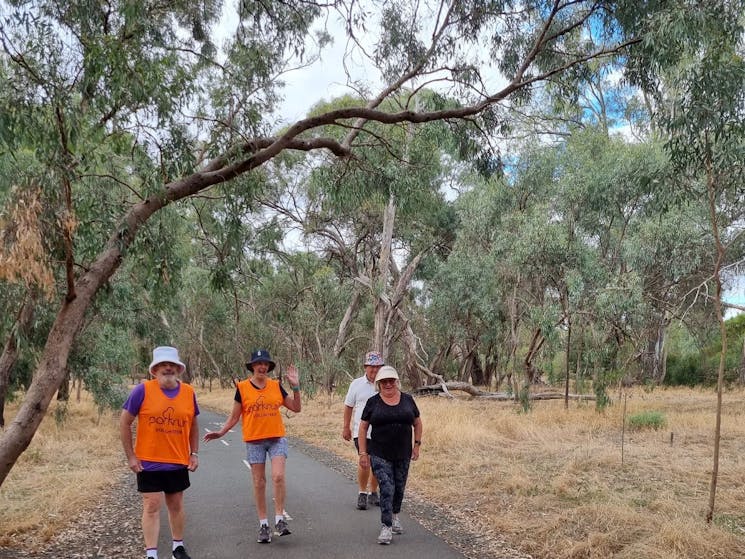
[412,382,595,401]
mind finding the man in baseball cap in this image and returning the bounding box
[342,351,384,509]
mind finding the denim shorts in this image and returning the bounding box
[245,437,288,464]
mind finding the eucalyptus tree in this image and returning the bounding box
[247,252,356,393]
[294,93,464,381]
[0,0,678,487]
[620,0,745,522]
[425,203,510,387]
[426,144,559,394]
[428,125,716,406]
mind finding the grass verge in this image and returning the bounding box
[0,392,124,549]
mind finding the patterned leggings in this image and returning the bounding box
[370,455,411,527]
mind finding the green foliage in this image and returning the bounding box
[665,353,709,386]
[594,381,612,412]
[626,410,666,431]
[53,401,69,428]
[70,320,138,413]
[518,384,531,414]
[665,314,745,387]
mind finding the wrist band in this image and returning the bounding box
[190,452,199,456]
[291,385,300,392]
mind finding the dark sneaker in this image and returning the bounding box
[172,546,191,559]
[392,517,403,534]
[368,491,379,507]
[377,524,393,544]
[257,523,272,543]
[275,518,291,536]
[357,492,368,510]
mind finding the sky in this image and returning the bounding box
[217,5,380,125]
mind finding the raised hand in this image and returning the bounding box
[285,364,300,388]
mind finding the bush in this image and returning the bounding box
[627,410,666,431]
[665,353,707,386]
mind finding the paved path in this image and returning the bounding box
[167,409,467,559]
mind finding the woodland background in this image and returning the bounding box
[0,0,744,530]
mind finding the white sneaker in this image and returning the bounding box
[377,524,393,544]
[392,517,403,534]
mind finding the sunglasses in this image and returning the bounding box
[379,378,397,385]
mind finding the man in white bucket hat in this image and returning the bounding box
[121,346,200,559]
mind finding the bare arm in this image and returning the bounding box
[283,364,302,413]
[358,419,370,469]
[342,405,353,440]
[188,414,200,471]
[412,416,423,461]
[119,410,142,472]
[203,401,242,441]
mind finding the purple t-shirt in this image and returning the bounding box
[123,382,200,471]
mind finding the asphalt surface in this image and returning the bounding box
[172,409,467,559]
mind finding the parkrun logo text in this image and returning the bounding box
[148,406,188,429]
[245,396,281,415]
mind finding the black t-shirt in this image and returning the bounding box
[361,392,420,461]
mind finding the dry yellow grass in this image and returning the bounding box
[0,392,124,549]
[4,385,745,558]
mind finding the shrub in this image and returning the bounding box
[665,353,706,386]
[626,410,666,431]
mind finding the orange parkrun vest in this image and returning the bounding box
[134,379,195,466]
[237,378,286,442]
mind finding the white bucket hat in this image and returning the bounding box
[149,346,186,374]
[374,365,399,391]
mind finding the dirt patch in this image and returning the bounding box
[0,470,141,559]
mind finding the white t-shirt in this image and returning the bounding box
[344,375,377,439]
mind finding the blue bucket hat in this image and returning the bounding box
[246,349,276,372]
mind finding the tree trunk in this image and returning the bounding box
[0,288,98,485]
[373,196,396,354]
[507,280,520,388]
[564,313,572,409]
[0,169,179,485]
[524,328,544,384]
[333,290,361,358]
[705,154,726,524]
[739,335,745,385]
[413,381,595,401]
[56,368,71,401]
[0,294,36,428]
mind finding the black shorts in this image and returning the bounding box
[137,468,190,494]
